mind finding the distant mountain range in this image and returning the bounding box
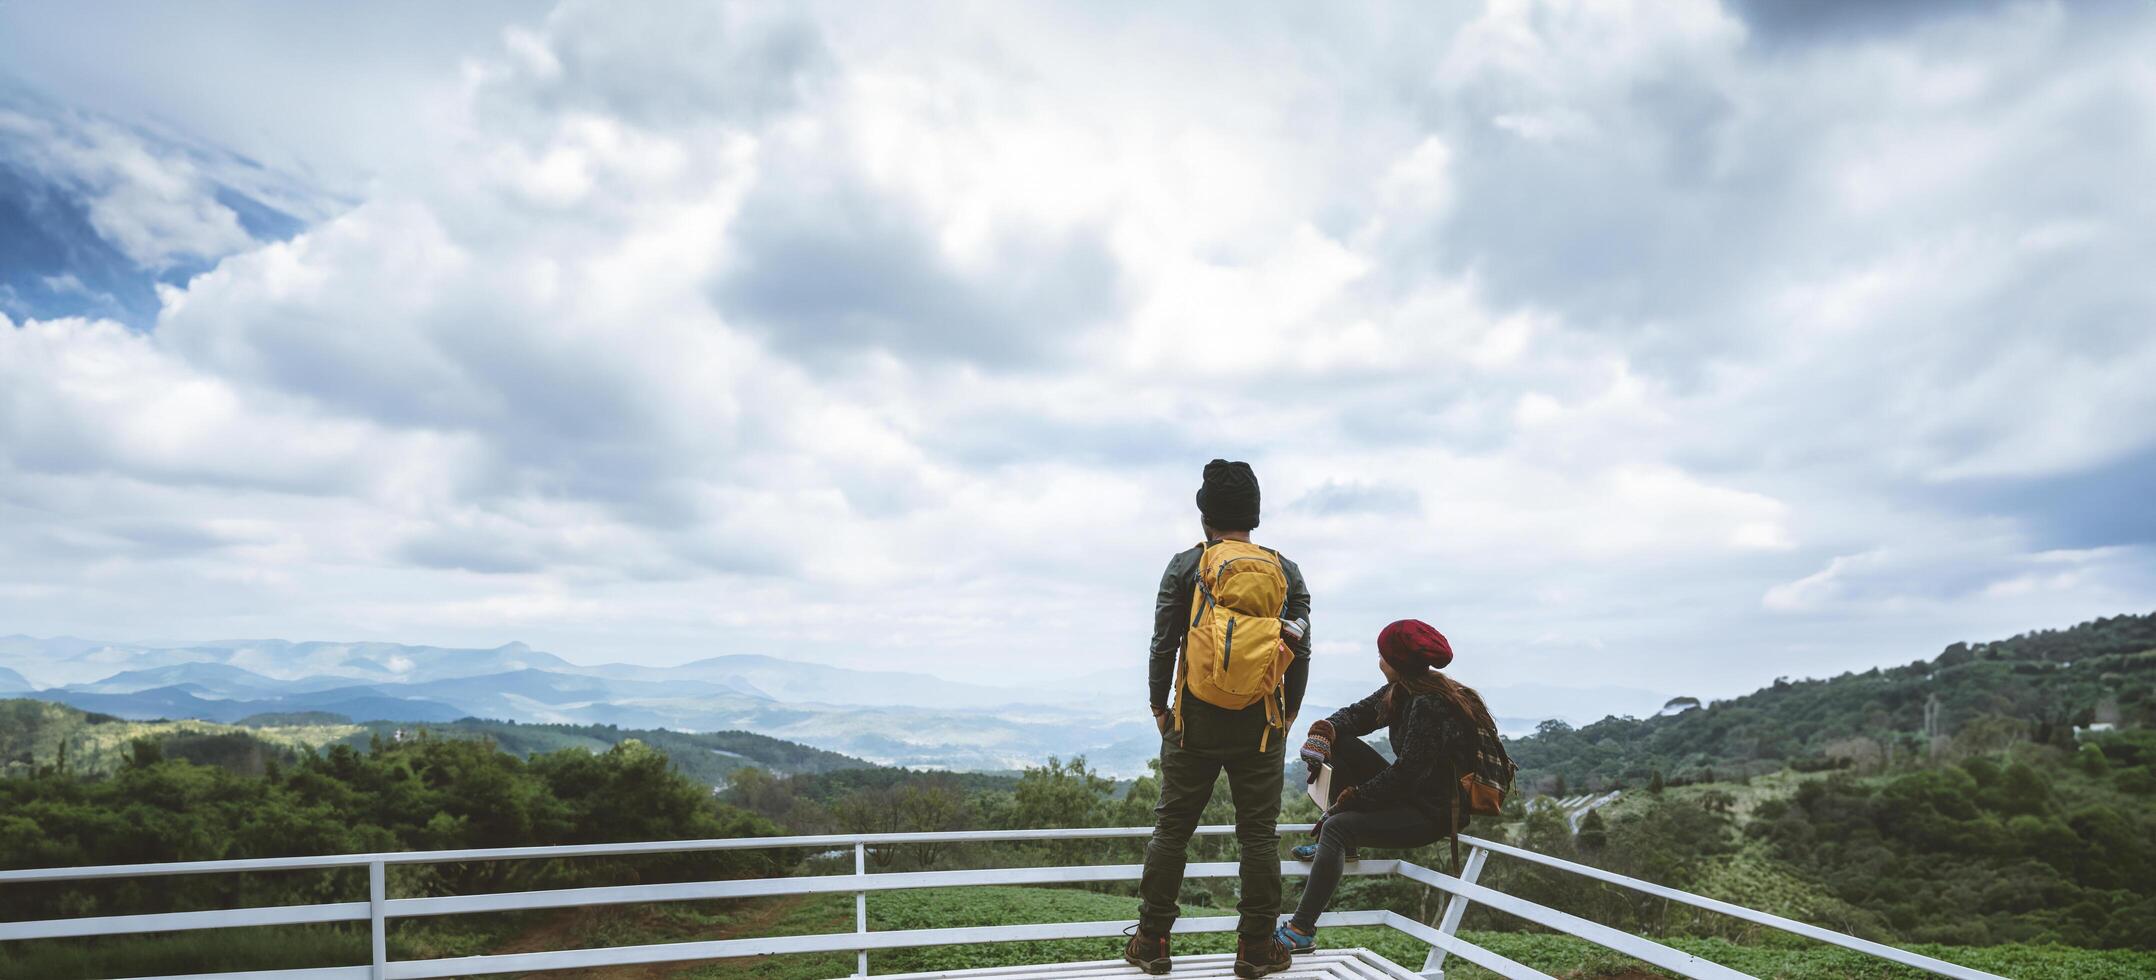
[0,698,875,787]
[0,635,1663,775]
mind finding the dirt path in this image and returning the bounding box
[489,894,811,980]
[683,892,814,974]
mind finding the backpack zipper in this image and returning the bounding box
[1222,616,1236,672]
[1209,557,1281,621]
[1214,556,1279,576]
[1193,551,1275,633]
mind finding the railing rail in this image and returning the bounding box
[0,825,1232,883]
[0,823,2005,980]
[1451,834,1999,980]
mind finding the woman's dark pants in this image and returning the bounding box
[1289,735,1443,934]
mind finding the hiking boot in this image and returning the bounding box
[1235,934,1293,978]
[1274,921,1315,955]
[1123,924,1171,975]
[1290,841,1360,863]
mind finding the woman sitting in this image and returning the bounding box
[1273,618,1495,955]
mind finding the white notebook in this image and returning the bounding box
[1307,762,1334,810]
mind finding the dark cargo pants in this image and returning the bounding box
[1136,712,1286,941]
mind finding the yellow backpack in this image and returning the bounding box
[1172,540,1296,749]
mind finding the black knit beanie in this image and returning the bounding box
[1195,459,1261,531]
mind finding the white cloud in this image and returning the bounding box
[0,0,2151,698]
[0,313,468,496]
[0,108,255,269]
[1763,550,1884,613]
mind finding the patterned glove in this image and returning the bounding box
[1300,720,1334,784]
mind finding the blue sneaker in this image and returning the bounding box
[1274,922,1316,955]
[1291,842,1360,862]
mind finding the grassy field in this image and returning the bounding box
[1588,769,1826,825]
[9,882,2151,979]
[0,915,543,980]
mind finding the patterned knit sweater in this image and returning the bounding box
[1325,684,1475,827]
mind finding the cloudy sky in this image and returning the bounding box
[1,0,2151,703]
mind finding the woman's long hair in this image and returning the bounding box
[1386,669,1494,730]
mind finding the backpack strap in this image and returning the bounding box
[1170,653,1186,747]
[1259,675,1286,752]
[1169,542,1209,745]
[1441,709,1474,874]
[1449,792,1463,874]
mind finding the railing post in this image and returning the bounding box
[1419,846,1487,979]
[369,859,387,980]
[854,841,869,977]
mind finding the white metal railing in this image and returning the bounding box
[0,823,2004,980]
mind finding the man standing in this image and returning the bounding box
[1126,459,1312,978]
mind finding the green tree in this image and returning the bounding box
[1998,761,2052,817]
[835,785,906,865]
[1008,756,1115,865]
[1115,758,1164,827]
[1576,808,1608,851]
[1010,756,1112,829]
[895,776,970,867]
[127,738,163,769]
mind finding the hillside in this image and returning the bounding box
[1507,611,2156,790]
[0,699,876,787]
[332,718,879,787]
[0,637,1163,773]
[0,699,361,777]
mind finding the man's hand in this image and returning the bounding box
[1152,707,1171,735]
[1330,786,1358,812]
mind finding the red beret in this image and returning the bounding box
[1379,619,1453,672]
